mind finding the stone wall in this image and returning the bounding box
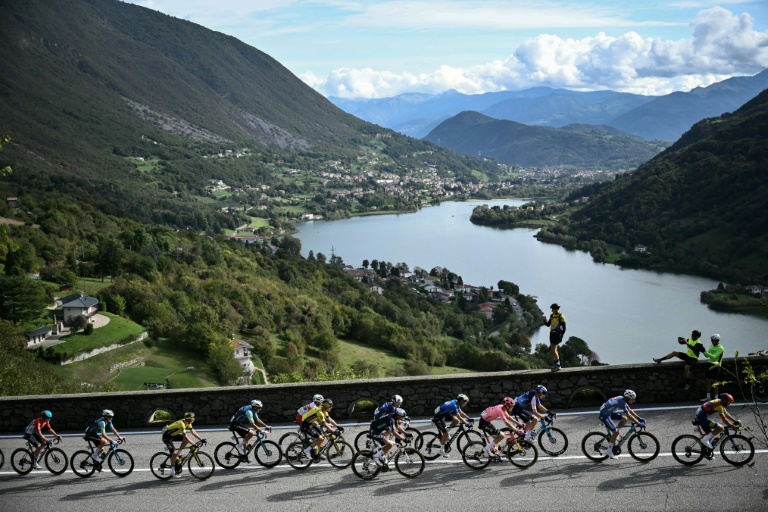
[1,356,764,432]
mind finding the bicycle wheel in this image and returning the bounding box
[671,435,705,465]
[351,450,380,480]
[506,440,538,468]
[461,441,491,470]
[108,449,134,477]
[326,440,353,468]
[395,447,425,478]
[457,429,484,453]
[538,427,569,456]
[720,434,754,466]
[255,440,282,468]
[0,449,4,470]
[419,432,443,460]
[44,447,68,475]
[150,452,173,480]
[581,432,610,461]
[628,432,660,462]
[279,432,303,450]
[750,368,767,402]
[284,442,312,470]
[214,441,242,470]
[11,448,35,475]
[354,431,373,452]
[187,451,215,480]
[70,450,97,478]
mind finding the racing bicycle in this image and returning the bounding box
[284,429,354,470]
[353,418,422,452]
[150,440,215,480]
[11,437,68,475]
[215,428,282,469]
[351,436,425,480]
[514,412,568,456]
[581,422,660,462]
[671,425,755,466]
[462,427,538,469]
[71,437,134,477]
[420,420,484,460]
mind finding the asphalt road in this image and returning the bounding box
[1,402,766,512]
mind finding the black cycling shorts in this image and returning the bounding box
[432,415,453,435]
[162,433,183,453]
[705,363,721,379]
[229,424,251,437]
[478,418,499,436]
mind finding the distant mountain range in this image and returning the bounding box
[423,112,667,169]
[330,70,768,141]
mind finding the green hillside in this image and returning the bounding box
[562,89,768,280]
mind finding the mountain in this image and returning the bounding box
[422,111,666,169]
[0,0,498,230]
[610,69,768,141]
[330,71,768,141]
[566,88,768,279]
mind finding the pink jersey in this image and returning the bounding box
[480,404,507,422]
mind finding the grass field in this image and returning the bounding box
[48,313,146,359]
[75,277,113,296]
[53,340,220,390]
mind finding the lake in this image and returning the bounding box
[295,200,768,364]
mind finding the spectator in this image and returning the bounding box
[701,334,725,402]
[544,303,566,371]
[653,329,706,390]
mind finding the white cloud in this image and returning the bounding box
[309,7,768,98]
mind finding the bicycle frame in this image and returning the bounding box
[603,422,641,449]
[229,429,269,456]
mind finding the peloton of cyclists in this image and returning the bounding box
[162,412,206,478]
[513,385,552,440]
[432,393,472,457]
[479,397,526,456]
[693,393,741,449]
[370,407,410,468]
[229,399,272,456]
[598,390,644,460]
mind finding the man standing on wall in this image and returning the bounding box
[544,303,566,372]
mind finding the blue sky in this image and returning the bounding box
[127,1,768,98]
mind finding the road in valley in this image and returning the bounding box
[1,402,766,512]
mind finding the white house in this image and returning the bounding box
[58,293,99,322]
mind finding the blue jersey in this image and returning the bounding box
[434,399,461,419]
[86,417,113,435]
[369,415,396,435]
[515,390,539,410]
[231,405,258,425]
[599,396,629,417]
[374,402,396,420]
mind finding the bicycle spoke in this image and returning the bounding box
[109,449,135,477]
[720,434,755,466]
[187,451,215,480]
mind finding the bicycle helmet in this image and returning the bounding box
[503,397,515,407]
[550,303,560,309]
[457,394,469,403]
[394,408,407,418]
[392,394,403,404]
[322,399,334,408]
[184,412,196,420]
[251,399,263,408]
[623,389,637,401]
[718,393,734,405]
[710,334,720,341]
[536,385,548,395]
[42,410,52,419]
[102,409,114,417]
[313,394,324,402]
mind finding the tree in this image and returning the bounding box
[0,132,11,177]
[96,237,124,282]
[67,314,88,333]
[0,276,49,325]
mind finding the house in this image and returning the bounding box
[478,302,495,320]
[6,197,18,208]
[746,285,767,295]
[369,285,384,295]
[232,338,256,377]
[58,293,99,322]
[24,326,52,348]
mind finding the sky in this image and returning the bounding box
[126,1,768,99]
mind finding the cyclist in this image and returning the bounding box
[513,385,551,440]
[23,410,62,470]
[85,409,124,463]
[373,394,404,420]
[229,400,271,456]
[301,398,343,461]
[295,394,324,425]
[162,412,206,478]
[598,390,644,460]
[432,394,472,457]
[693,393,741,449]
[479,397,526,456]
[370,407,410,467]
